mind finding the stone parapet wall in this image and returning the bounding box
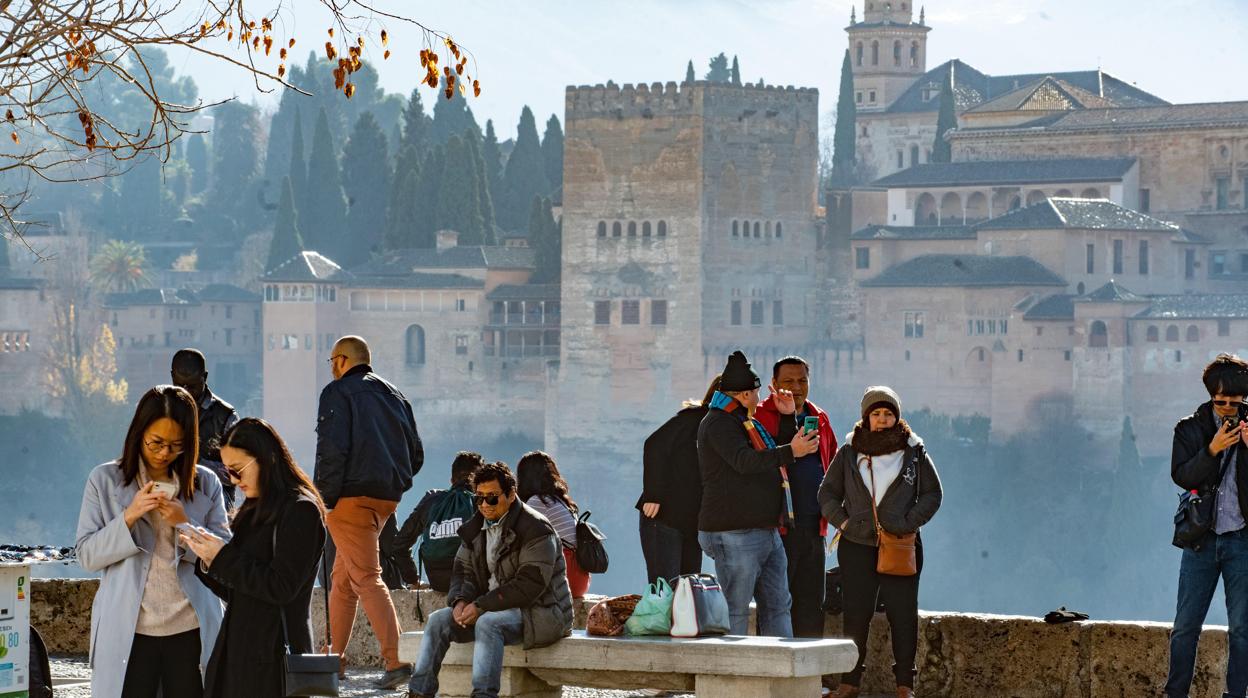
[30,579,1228,696]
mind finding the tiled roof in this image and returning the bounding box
[872,158,1136,188]
[965,76,1114,114]
[1022,294,1076,320]
[0,275,43,290]
[1136,295,1248,320]
[976,198,1179,232]
[1173,228,1212,245]
[195,284,261,303]
[351,246,535,274]
[861,254,1067,288]
[1079,280,1147,303]
[264,251,344,282]
[959,101,1248,135]
[487,284,562,301]
[344,272,484,290]
[104,288,196,307]
[850,224,977,240]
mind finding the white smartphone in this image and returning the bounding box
[151,481,177,499]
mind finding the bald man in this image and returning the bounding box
[315,335,424,688]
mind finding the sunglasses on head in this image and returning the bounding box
[473,493,502,507]
[1213,399,1245,407]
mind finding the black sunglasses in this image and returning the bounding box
[1213,399,1245,407]
[473,493,502,507]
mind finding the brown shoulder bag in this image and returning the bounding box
[867,455,918,577]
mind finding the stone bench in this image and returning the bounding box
[398,629,858,697]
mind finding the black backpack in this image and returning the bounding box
[574,511,609,574]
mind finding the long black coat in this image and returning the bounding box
[196,494,326,698]
[636,406,707,533]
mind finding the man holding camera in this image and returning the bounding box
[1165,353,1248,698]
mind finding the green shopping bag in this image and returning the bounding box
[624,577,673,636]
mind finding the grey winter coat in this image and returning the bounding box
[75,461,231,698]
[818,433,943,547]
[447,501,574,649]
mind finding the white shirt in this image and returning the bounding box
[858,450,904,505]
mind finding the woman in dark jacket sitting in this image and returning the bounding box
[179,418,328,698]
[818,387,942,698]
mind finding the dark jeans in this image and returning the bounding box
[1165,528,1248,698]
[639,513,701,585]
[838,537,923,688]
[121,629,203,698]
[784,521,826,638]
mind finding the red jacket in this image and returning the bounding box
[754,395,839,536]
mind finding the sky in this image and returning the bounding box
[171,0,1248,141]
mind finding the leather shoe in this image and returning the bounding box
[831,684,861,698]
[897,686,915,698]
[373,663,413,689]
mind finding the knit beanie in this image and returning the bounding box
[720,351,761,392]
[861,385,902,419]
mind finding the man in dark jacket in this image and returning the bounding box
[394,451,485,591]
[316,335,424,689]
[1165,353,1248,698]
[697,351,819,637]
[408,461,573,698]
[171,348,239,506]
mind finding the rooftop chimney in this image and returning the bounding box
[436,229,459,251]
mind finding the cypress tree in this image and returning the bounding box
[931,70,956,164]
[267,177,305,272]
[429,83,480,146]
[529,196,560,283]
[540,115,564,199]
[831,49,858,183]
[262,65,308,183]
[731,55,741,86]
[464,131,496,245]
[497,106,550,233]
[685,60,696,83]
[435,135,486,245]
[411,144,445,246]
[288,109,308,211]
[185,133,208,195]
[342,112,391,266]
[384,147,423,250]
[401,88,429,156]
[302,107,348,260]
[211,101,261,222]
[481,119,503,202]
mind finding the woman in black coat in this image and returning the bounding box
[179,418,328,698]
[635,374,720,585]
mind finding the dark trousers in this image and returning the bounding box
[121,629,203,698]
[1165,528,1248,698]
[639,513,701,585]
[424,560,452,593]
[838,537,923,688]
[783,521,826,638]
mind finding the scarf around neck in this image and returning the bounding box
[709,391,794,529]
[850,419,912,457]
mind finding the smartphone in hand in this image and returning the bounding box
[151,481,177,499]
[803,416,819,434]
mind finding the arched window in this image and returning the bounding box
[915,192,938,225]
[1010,195,1022,210]
[940,192,963,223]
[742,220,750,238]
[1146,326,1159,342]
[910,42,919,67]
[1077,282,1086,295]
[1026,190,1047,206]
[1186,325,1200,342]
[628,221,637,237]
[753,222,761,238]
[657,221,668,237]
[1166,325,1180,342]
[405,325,426,366]
[893,41,901,66]
[872,41,879,66]
[910,145,920,166]
[776,222,783,238]
[1089,321,1108,348]
[596,221,606,238]
[642,221,652,237]
[856,42,864,67]
[965,192,988,222]
[1081,187,1102,199]
[732,221,739,237]
[612,221,622,237]
[1053,189,1073,198]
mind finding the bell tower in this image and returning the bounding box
[847,1,931,112]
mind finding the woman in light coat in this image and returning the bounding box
[75,385,230,698]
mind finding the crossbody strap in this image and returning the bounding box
[866,456,883,536]
[270,505,332,656]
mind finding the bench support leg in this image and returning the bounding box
[433,665,561,698]
[696,674,822,698]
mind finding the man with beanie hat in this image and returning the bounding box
[697,350,820,637]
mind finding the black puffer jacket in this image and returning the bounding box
[314,364,424,508]
[197,387,239,506]
[637,406,707,533]
[1173,401,1248,516]
[697,405,794,532]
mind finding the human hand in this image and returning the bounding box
[458,603,482,627]
[157,497,189,526]
[124,482,166,528]
[178,526,226,567]
[641,503,660,518]
[1209,420,1242,456]
[769,382,796,415]
[452,601,470,625]
[790,428,819,458]
[1241,421,1248,447]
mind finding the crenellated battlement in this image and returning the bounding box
[565,80,818,120]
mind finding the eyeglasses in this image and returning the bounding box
[1213,399,1245,407]
[225,458,257,481]
[473,493,502,507]
[143,439,184,457]
[326,354,346,365]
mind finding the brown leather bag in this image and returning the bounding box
[867,456,918,577]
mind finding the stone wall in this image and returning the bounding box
[31,579,1231,697]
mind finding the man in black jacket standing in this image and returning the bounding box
[171,348,239,506]
[316,335,424,689]
[697,351,819,637]
[1166,353,1248,698]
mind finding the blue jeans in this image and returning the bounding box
[1165,528,1248,698]
[698,528,793,637]
[408,606,524,698]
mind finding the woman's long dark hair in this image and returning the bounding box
[516,451,576,511]
[118,385,199,500]
[221,418,325,528]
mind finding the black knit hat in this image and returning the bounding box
[720,351,761,392]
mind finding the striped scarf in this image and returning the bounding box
[708,391,796,531]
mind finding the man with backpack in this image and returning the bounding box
[395,451,484,592]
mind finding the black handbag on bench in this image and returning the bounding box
[273,520,341,697]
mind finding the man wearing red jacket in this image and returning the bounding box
[755,356,839,638]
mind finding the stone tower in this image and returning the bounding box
[847,1,931,112]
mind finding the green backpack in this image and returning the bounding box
[419,488,475,564]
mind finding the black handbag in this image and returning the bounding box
[1172,447,1234,551]
[574,510,609,574]
[273,521,341,697]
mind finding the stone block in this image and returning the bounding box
[30,577,97,655]
[435,665,559,698]
[695,674,822,697]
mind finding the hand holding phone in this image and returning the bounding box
[803,416,819,434]
[150,481,177,500]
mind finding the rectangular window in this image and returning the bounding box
[594,300,611,325]
[282,334,298,350]
[1065,350,1072,361]
[750,300,764,325]
[1001,319,1008,335]
[869,90,876,102]
[1139,188,1150,213]
[904,312,925,338]
[651,300,668,326]
[1216,176,1230,210]
[976,319,985,335]
[731,300,742,326]
[1018,350,1024,362]
[855,247,870,270]
[622,300,640,325]
[225,305,233,319]
[1185,249,1197,280]
[1241,253,1248,274]
[225,328,233,347]
[772,300,783,326]
[1219,319,1231,337]
[1086,243,1095,274]
[897,151,904,169]
[455,335,468,355]
[456,298,467,312]
[1113,239,1124,274]
[856,92,863,104]
[1139,240,1150,275]
[1213,252,1227,276]
[988,319,997,335]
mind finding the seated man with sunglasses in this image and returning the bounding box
[408,461,574,698]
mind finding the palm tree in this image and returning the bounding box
[89,240,152,294]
